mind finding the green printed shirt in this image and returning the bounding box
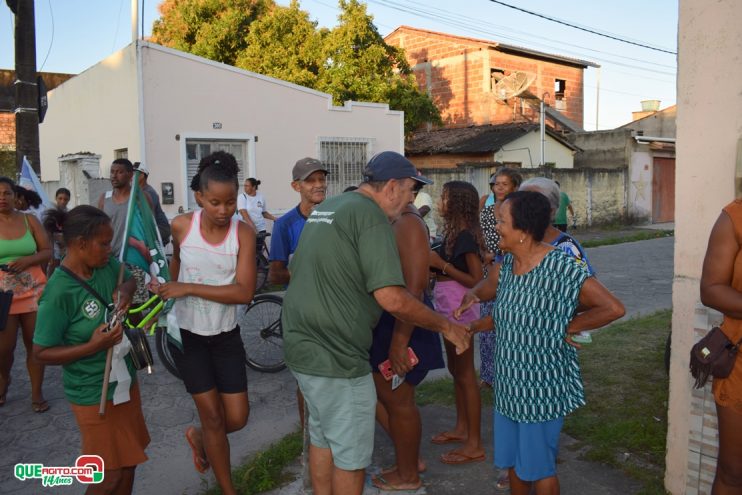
[493,249,589,423]
[33,258,135,405]
[282,192,405,378]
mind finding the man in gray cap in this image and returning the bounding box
[282,151,471,495]
[268,157,328,285]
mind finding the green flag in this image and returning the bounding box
[119,171,171,291]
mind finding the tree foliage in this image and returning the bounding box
[151,0,273,66]
[150,0,440,134]
[316,0,440,132]
[236,1,326,89]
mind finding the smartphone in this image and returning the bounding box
[378,347,419,381]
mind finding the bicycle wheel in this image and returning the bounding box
[155,327,182,379]
[239,294,285,373]
[255,253,269,292]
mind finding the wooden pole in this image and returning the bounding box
[99,263,127,416]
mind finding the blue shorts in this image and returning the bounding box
[494,411,563,482]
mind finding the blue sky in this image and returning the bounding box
[0,0,677,130]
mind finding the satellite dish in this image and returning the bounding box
[493,71,537,100]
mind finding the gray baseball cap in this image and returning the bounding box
[292,157,328,181]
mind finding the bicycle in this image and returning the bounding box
[255,232,271,292]
[120,293,181,378]
[238,293,285,373]
[151,292,286,378]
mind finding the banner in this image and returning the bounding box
[19,157,54,209]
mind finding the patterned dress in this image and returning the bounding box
[493,249,589,422]
[479,203,500,385]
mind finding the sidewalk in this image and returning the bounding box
[268,234,675,494]
[269,404,642,495]
[0,230,674,494]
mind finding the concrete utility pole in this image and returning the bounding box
[8,0,40,174]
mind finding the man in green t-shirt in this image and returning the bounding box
[283,151,471,495]
[554,180,575,232]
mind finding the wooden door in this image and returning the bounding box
[652,157,675,223]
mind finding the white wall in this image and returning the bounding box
[666,1,742,493]
[39,45,141,183]
[629,149,652,220]
[494,130,575,168]
[140,43,404,215]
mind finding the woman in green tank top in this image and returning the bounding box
[0,177,52,411]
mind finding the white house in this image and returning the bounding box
[39,41,404,214]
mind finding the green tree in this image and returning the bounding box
[150,0,439,133]
[316,0,440,133]
[236,1,326,88]
[151,0,273,66]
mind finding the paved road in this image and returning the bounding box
[0,236,674,494]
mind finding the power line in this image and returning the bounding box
[487,0,677,55]
[112,0,125,51]
[379,0,676,69]
[39,0,54,72]
[366,0,676,76]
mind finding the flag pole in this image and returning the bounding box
[99,171,140,416]
[99,263,126,416]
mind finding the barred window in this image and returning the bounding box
[319,138,373,197]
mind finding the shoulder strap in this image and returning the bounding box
[58,266,113,309]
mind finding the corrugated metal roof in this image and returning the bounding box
[406,123,580,155]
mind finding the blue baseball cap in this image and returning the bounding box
[363,151,433,185]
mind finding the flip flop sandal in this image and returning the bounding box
[495,473,510,492]
[439,451,486,465]
[185,427,209,473]
[32,400,50,413]
[371,474,423,492]
[430,432,466,445]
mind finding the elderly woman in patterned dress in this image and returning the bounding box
[456,191,624,495]
[479,168,522,390]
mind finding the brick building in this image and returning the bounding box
[0,70,75,173]
[385,26,597,131]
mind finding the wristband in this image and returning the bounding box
[442,262,451,275]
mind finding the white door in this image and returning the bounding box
[185,139,248,210]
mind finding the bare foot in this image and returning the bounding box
[185,426,209,473]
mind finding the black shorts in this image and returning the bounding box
[170,327,248,395]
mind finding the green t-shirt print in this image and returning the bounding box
[33,258,135,405]
[282,192,405,379]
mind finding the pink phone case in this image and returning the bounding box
[378,347,420,381]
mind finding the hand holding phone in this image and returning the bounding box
[379,347,419,381]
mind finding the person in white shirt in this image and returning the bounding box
[413,188,437,242]
[237,178,276,233]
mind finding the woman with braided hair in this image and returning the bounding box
[155,151,256,495]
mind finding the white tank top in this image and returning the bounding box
[174,210,240,335]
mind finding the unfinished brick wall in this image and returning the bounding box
[0,113,14,149]
[408,153,492,169]
[387,27,585,129]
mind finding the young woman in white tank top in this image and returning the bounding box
[156,152,256,495]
